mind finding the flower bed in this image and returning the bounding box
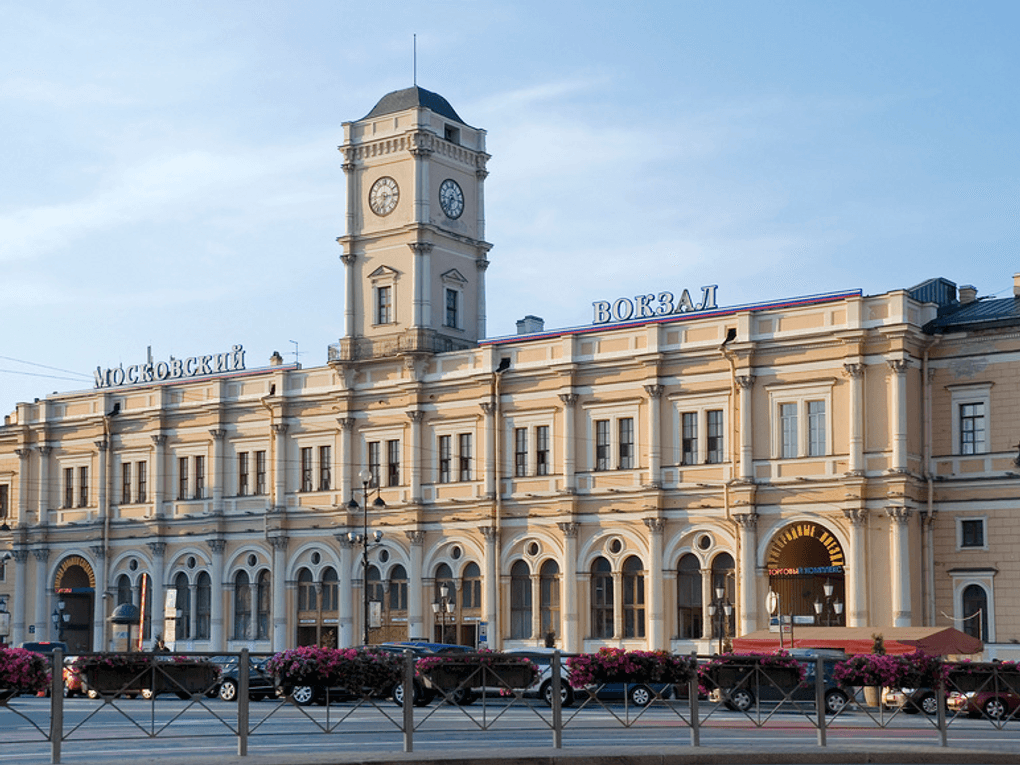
[72,654,220,697]
[700,652,806,690]
[267,647,402,696]
[566,648,694,689]
[832,651,947,690]
[0,647,51,697]
[947,660,1020,693]
[416,651,538,690]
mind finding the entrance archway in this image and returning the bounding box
[765,523,845,626]
[54,555,95,652]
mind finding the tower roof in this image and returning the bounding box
[362,86,466,125]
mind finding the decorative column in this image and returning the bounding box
[559,394,579,493]
[531,570,542,640]
[406,531,425,639]
[612,569,624,639]
[151,435,167,516]
[32,549,49,639]
[700,567,713,648]
[341,253,357,339]
[888,359,909,472]
[10,549,29,646]
[476,254,489,341]
[644,385,664,488]
[886,506,913,627]
[481,525,498,648]
[842,509,868,627]
[269,536,288,650]
[15,449,30,525]
[337,418,355,503]
[205,539,224,649]
[37,446,51,523]
[147,542,165,644]
[843,364,865,474]
[480,403,496,498]
[643,518,665,649]
[409,242,434,329]
[736,376,755,481]
[407,412,424,504]
[209,429,226,514]
[91,544,107,650]
[733,513,758,636]
[557,522,579,652]
[335,535,354,647]
[271,423,288,511]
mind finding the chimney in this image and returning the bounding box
[1014,273,1020,298]
[269,351,283,366]
[959,285,977,305]
[516,315,545,335]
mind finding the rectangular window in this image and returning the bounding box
[178,457,188,500]
[194,455,205,499]
[595,420,610,471]
[0,484,8,520]
[707,410,724,464]
[136,461,147,503]
[77,466,88,507]
[681,412,698,465]
[458,433,472,482]
[376,285,392,324]
[960,519,985,548]
[445,288,459,328]
[386,440,399,487]
[121,462,132,504]
[514,428,528,477]
[300,447,313,492]
[959,402,986,455]
[238,452,249,496]
[618,417,634,469]
[368,441,381,487]
[64,467,74,508]
[439,435,451,483]
[807,400,826,456]
[319,445,331,491]
[780,403,798,458]
[536,426,549,476]
[255,450,267,495]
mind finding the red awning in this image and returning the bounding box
[731,626,983,656]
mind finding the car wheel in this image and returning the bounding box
[290,685,316,706]
[824,689,849,714]
[219,679,239,702]
[450,688,476,706]
[540,680,575,708]
[628,684,653,707]
[392,682,406,707]
[983,697,1007,720]
[920,693,939,716]
[729,688,755,712]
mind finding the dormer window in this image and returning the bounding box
[444,124,460,145]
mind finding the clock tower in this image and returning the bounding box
[334,87,491,362]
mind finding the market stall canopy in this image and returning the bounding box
[731,626,983,656]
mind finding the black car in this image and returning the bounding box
[210,655,279,701]
[717,649,850,715]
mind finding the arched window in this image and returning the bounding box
[539,560,560,642]
[116,574,132,605]
[256,570,271,640]
[677,554,703,639]
[591,556,613,639]
[175,572,191,640]
[711,553,735,639]
[433,563,457,644]
[510,560,531,639]
[622,556,645,639]
[195,572,211,640]
[233,570,250,640]
[321,567,338,613]
[388,565,408,614]
[461,562,482,614]
[298,568,316,611]
[962,584,988,641]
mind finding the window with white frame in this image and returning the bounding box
[176,455,206,500]
[438,435,451,483]
[440,269,467,331]
[120,460,147,504]
[585,402,641,472]
[445,287,459,329]
[950,571,995,643]
[238,452,250,496]
[506,414,555,478]
[949,384,992,455]
[77,465,89,507]
[386,440,399,487]
[672,394,729,466]
[59,463,91,508]
[319,445,332,490]
[300,447,313,492]
[432,420,476,484]
[957,516,987,550]
[361,427,404,489]
[458,433,472,481]
[767,381,835,459]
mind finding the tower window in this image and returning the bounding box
[444,125,460,145]
[445,288,459,329]
[376,286,393,325]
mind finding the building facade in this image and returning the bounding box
[1,87,1018,659]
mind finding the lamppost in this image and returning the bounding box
[706,585,733,654]
[432,584,455,644]
[51,600,68,642]
[347,468,386,646]
[813,579,844,627]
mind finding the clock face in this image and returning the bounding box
[369,176,399,216]
[439,179,464,219]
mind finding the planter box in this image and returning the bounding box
[707,663,801,689]
[949,669,1020,693]
[82,661,218,697]
[423,662,535,690]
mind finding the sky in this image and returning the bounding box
[1,1,1017,418]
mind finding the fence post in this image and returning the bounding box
[551,651,562,749]
[237,648,249,757]
[51,649,63,764]
[936,665,947,748]
[403,650,414,753]
[688,651,699,747]
[815,656,826,747]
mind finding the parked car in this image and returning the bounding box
[19,642,72,697]
[882,686,942,715]
[714,648,850,715]
[210,655,279,702]
[947,689,1020,721]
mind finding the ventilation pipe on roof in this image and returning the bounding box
[959,285,977,304]
[1013,273,1020,298]
[516,316,544,335]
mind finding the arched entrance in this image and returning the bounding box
[765,523,846,626]
[54,555,96,652]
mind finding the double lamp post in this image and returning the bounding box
[347,468,386,646]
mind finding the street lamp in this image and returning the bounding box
[51,600,69,641]
[347,468,386,646]
[706,585,733,654]
[432,583,455,644]
[813,579,844,627]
